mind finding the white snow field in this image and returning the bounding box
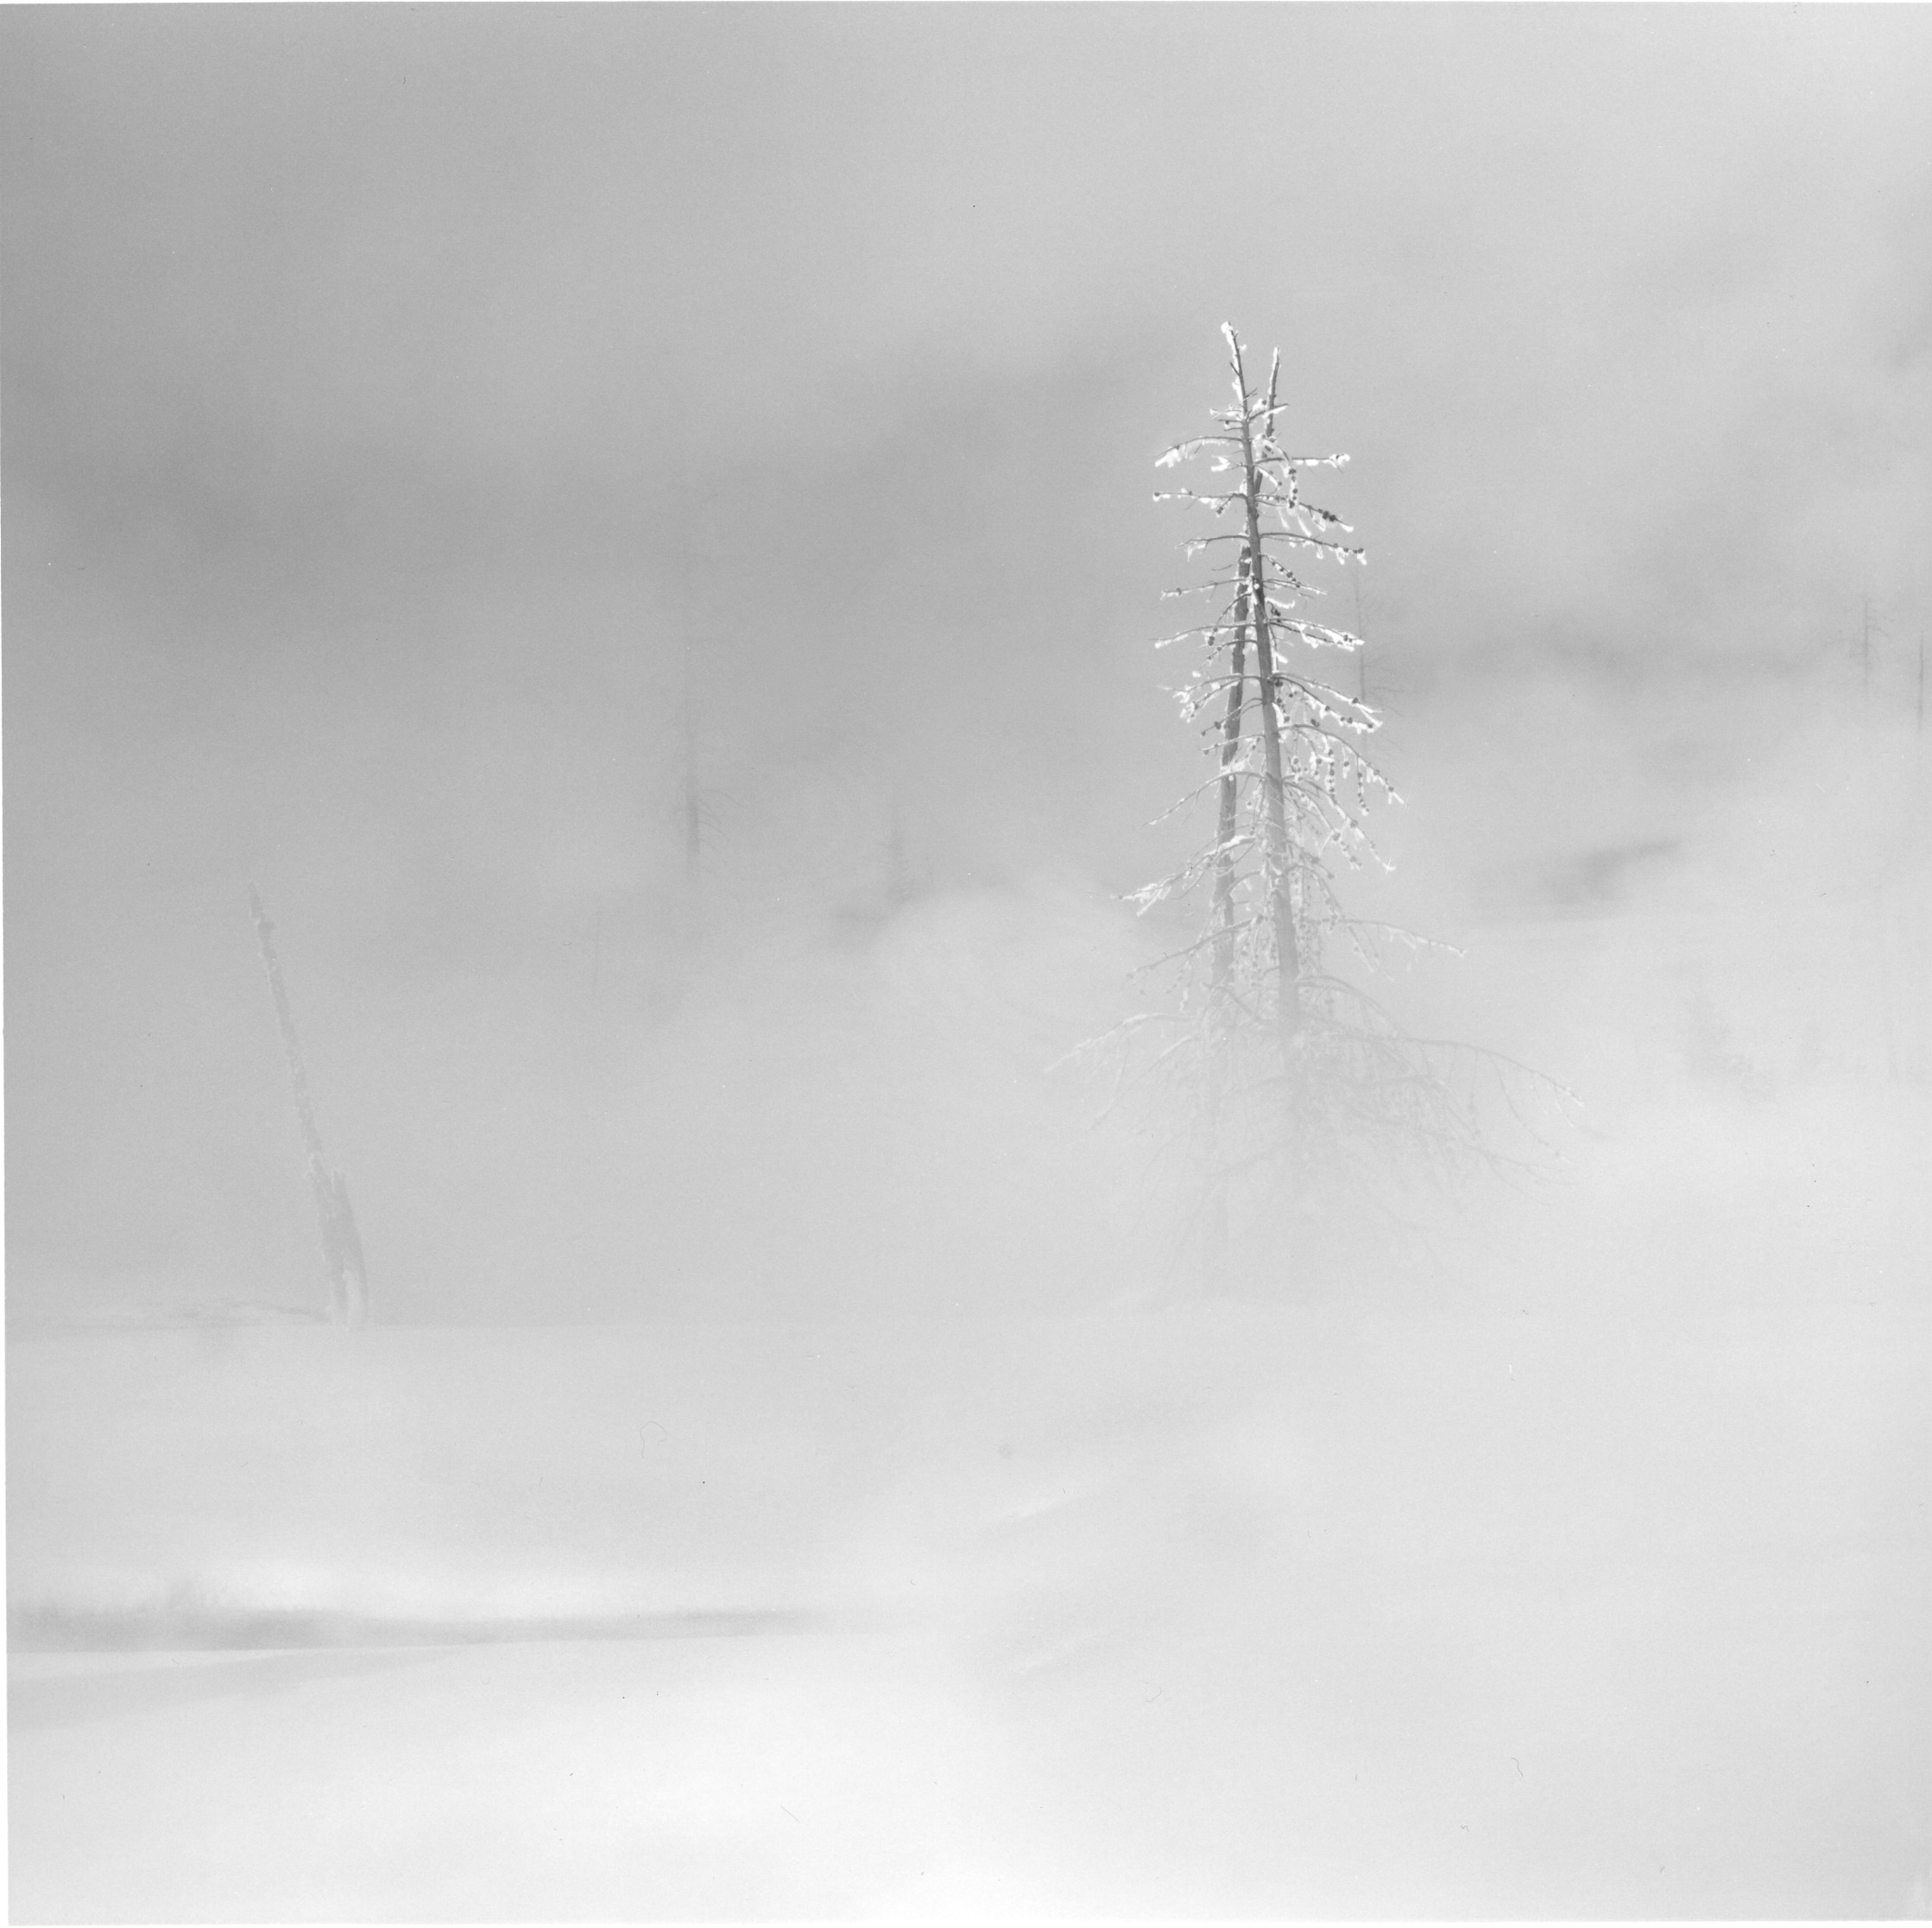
[9,1160,1930,1922]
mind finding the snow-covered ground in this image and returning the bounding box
[9,872,1931,1917]
[10,1169,1930,1919]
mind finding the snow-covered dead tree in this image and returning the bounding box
[1083,326,1569,1288]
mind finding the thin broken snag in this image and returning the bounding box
[248,886,370,1329]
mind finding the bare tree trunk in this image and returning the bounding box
[1199,548,1251,1287]
[1209,547,1251,998]
[1226,332,1303,1082]
[248,888,368,1328]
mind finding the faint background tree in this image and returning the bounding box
[248,887,369,1327]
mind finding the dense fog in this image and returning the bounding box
[5,7,1928,1919]
[7,3,1929,1327]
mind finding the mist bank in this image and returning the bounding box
[7,673,1927,1331]
[10,1287,1927,1916]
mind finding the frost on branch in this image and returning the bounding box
[1077,327,1573,1293]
